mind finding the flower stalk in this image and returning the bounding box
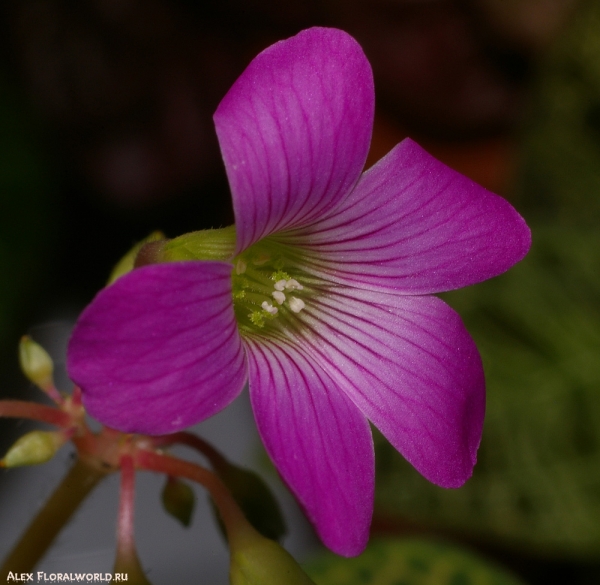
[152,432,228,472]
[0,459,108,579]
[113,454,152,584]
[0,400,72,427]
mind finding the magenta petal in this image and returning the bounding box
[67,262,247,435]
[286,138,531,294]
[214,27,374,253]
[289,289,485,488]
[244,336,374,556]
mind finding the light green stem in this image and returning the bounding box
[0,459,108,579]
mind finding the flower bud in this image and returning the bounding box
[18,336,54,391]
[230,530,316,585]
[1,430,65,468]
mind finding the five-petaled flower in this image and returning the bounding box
[67,28,531,556]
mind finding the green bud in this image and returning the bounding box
[161,476,195,527]
[18,336,54,390]
[2,430,65,467]
[230,531,316,585]
[107,231,165,285]
[161,226,236,262]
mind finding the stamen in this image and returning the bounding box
[261,301,278,315]
[285,279,303,291]
[232,245,311,331]
[272,291,286,305]
[288,297,305,313]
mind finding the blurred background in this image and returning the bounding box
[1,0,600,584]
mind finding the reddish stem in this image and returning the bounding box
[152,431,228,471]
[117,454,137,557]
[0,400,71,427]
[71,387,83,408]
[40,383,65,407]
[114,454,151,583]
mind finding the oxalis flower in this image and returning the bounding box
[67,27,531,556]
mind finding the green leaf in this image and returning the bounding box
[515,0,600,228]
[160,476,195,527]
[305,538,526,585]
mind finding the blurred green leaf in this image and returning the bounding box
[517,0,600,228]
[306,538,526,585]
[376,222,600,557]
[212,462,286,543]
[161,476,196,527]
[375,1,600,559]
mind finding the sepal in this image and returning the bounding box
[160,226,236,262]
[107,231,165,284]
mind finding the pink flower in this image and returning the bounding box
[67,28,530,556]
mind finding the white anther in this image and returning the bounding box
[285,279,303,291]
[235,259,247,275]
[274,279,287,291]
[288,297,305,313]
[272,291,286,305]
[261,301,278,315]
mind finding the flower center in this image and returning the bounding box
[231,239,310,333]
